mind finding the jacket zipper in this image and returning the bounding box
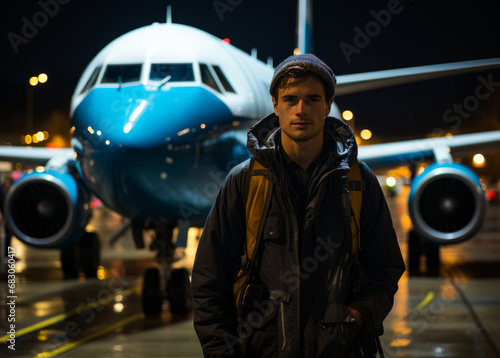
[280,302,286,350]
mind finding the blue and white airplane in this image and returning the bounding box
[1,3,500,314]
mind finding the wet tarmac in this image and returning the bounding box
[1,184,499,357]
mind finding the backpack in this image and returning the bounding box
[233,157,365,316]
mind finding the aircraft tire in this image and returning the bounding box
[168,268,192,316]
[142,267,163,315]
[80,232,100,278]
[60,245,79,279]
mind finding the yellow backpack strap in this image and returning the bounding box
[244,158,273,265]
[233,157,273,316]
[344,160,365,254]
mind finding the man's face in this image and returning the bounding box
[273,76,333,145]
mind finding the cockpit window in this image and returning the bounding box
[80,65,102,94]
[213,65,236,93]
[200,64,221,93]
[150,63,195,82]
[101,64,142,84]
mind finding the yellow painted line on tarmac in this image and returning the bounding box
[0,286,138,343]
[33,313,143,358]
[415,291,436,309]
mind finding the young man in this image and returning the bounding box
[192,54,405,357]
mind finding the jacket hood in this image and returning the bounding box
[247,113,358,172]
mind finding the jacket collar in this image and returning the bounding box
[247,113,358,174]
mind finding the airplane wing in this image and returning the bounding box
[0,146,75,166]
[359,130,500,170]
[336,58,500,96]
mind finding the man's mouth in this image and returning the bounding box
[291,122,312,128]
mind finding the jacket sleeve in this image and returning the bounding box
[191,163,247,357]
[348,162,406,331]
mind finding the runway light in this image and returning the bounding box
[360,129,372,140]
[386,176,396,188]
[38,73,48,83]
[342,110,353,121]
[473,153,485,167]
[32,134,39,143]
[200,123,206,129]
[43,131,49,140]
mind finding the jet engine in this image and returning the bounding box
[408,162,486,245]
[4,170,91,249]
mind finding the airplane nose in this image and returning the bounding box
[70,85,237,220]
[71,85,233,148]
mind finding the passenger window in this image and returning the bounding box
[80,66,102,94]
[101,64,142,84]
[213,65,236,93]
[200,64,221,93]
[150,63,195,82]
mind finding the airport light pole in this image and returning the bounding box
[26,73,48,135]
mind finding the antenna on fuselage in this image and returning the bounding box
[166,5,172,24]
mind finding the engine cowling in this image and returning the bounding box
[408,162,486,245]
[4,170,91,249]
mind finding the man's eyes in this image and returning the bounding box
[283,98,320,103]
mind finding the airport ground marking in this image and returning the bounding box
[414,291,436,309]
[0,285,138,343]
[32,313,143,358]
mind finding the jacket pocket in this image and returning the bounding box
[243,299,279,357]
[317,302,360,358]
[260,215,287,270]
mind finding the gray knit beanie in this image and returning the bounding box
[269,54,337,100]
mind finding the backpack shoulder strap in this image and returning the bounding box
[341,160,366,254]
[243,158,273,266]
[234,158,273,317]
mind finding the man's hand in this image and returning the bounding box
[347,306,364,328]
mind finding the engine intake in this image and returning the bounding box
[408,163,486,245]
[5,171,91,248]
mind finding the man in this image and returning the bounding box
[192,54,405,357]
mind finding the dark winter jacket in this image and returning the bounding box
[192,114,405,357]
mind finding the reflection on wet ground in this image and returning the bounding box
[1,185,499,357]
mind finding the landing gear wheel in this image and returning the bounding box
[61,245,79,279]
[168,268,192,316]
[142,268,163,316]
[80,232,100,278]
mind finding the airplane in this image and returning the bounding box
[1,2,500,315]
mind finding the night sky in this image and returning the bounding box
[1,0,500,146]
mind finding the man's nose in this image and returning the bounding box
[296,100,308,115]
